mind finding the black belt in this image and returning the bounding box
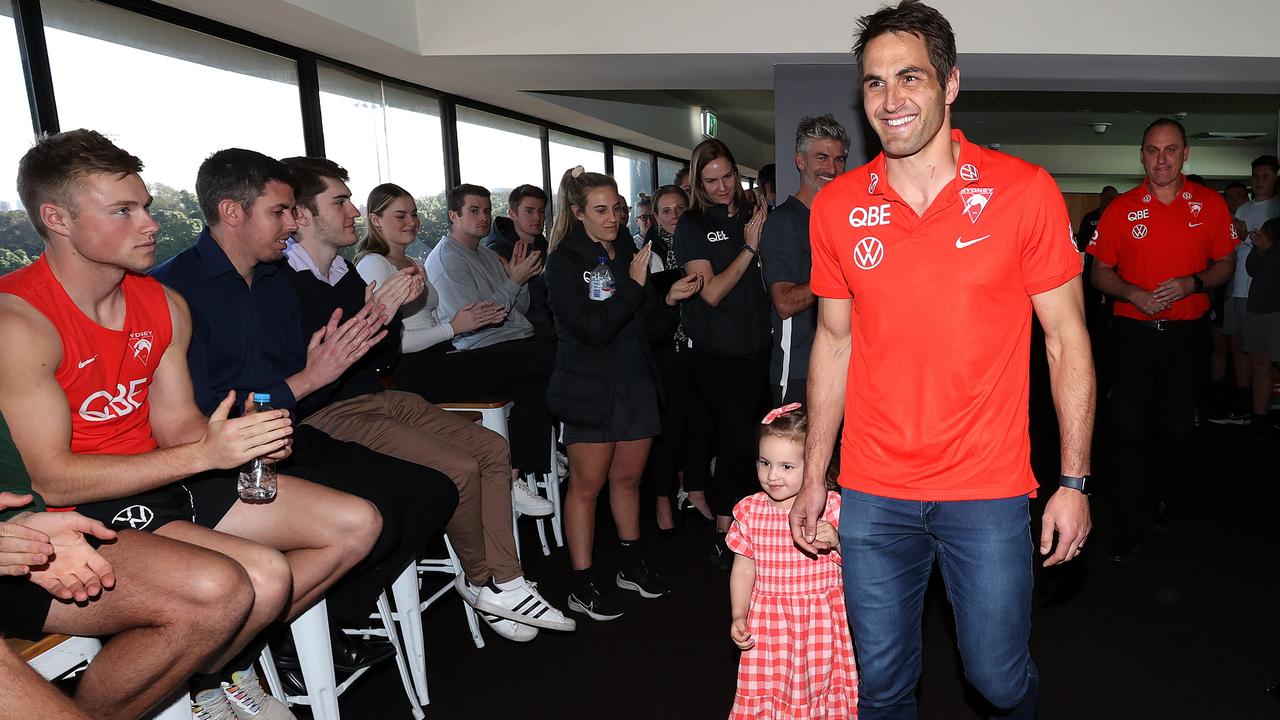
[1120,317,1202,331]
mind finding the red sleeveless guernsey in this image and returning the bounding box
[0,256,170,455]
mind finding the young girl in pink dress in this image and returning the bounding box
[726,404,858,719]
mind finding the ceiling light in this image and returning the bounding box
[1090,123,1112,135]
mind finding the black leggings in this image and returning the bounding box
[685,345,771,517]
[395,338,554,473]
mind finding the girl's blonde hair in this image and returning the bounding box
[354,182,413,265]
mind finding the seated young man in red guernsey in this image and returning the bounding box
[0,129,382,719]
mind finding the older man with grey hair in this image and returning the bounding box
[759,113,850,404]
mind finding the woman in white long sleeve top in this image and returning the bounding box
[355,183,557,497]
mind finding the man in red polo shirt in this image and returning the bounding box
[789,3,1094,717]
[1087,118,1237,562]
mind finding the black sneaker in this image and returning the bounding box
[616,561,670,598]
[709,533,734,571]
[567,578,624,622]
[1209,411,1253,426]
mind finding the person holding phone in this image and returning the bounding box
[673,139,773,570]
[544,167,702,620]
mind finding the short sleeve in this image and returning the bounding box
[809,189,852,299]
[724,496,755,559]
[355,254,396,288]
[1019,168,1082,296]
[673,215,710,266]
[1087,203,1121,267]
[1205,193,1240,260]
[760,210,804,286]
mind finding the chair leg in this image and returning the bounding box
[391,562,431,707]
[548,431,565,548]
[377,590,424,719]
[291,600,341,720]
[528,472,552,556]
[511,498,522,561]
[445,537,486,650]
[256,646,286,704]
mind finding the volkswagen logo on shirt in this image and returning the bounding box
[853,237,884,270]
[1132,224,1149,239]
[959,163,980,182]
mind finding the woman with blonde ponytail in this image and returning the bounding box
[545,166,703,621]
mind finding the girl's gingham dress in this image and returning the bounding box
[725,491,858,719]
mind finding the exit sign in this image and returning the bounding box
[701,107,718,138]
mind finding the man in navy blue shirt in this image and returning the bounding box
[152,150,459,687]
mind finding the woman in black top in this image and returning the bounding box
[544,167,701,621]
[673,139,773,569]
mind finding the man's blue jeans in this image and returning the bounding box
[839,488,1039,719]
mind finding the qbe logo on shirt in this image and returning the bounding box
[853,237,884,270]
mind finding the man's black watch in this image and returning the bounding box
[1191,274,1205,294]
[1058,474,1091,495]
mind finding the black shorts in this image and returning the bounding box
[72,473,239,533]
[0,575,53,640]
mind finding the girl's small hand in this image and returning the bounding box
[813,520,838,553]
[730,616,755,650]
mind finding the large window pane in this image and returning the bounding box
[319,62,446,255]
[548,131,604,185]
[658,156,687,188]
[456,107,543,218]
[613,146,654,224]
[43,0,305,266]
[0,2,38,275]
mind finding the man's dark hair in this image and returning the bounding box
[196,149,296,227]
[1101,185,1118,195]
[1251,155,1280,173]
[447,183,491,215]
[1261,216,1280,239]
[1140,118,1188,147]
[853,0,957,89]
[280,157,349,217]
[508,184,547,210]
[758,163,776,191]
[1225,180,1249,193]
[17,129,144,239]
[674,167,689,185]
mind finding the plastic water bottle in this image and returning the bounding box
[585,256,615,301]
[237,392,278,501]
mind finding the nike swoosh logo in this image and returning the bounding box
[77,356,97,369]
[955,235,991,249]
[1188,222,1203,227]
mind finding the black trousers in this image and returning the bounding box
[395,338,553,473]
[1108,317,1205,542]
[647,343,709,497]
[686,345,771,517]
[283,425,459,625]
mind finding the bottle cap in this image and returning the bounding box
[253,392,272,403]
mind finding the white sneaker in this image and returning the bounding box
[512,479,553,517]
[474,578,576,632]
[223,666,296,719]
[453,574,540,642]
[193,690,239,720]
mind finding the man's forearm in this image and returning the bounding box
[1090,262,1140,303]
[1197,255,1235,290]
[1045,325,1095,477]
[769,281,816,320]
[803,329,849,487]
[32,443,208,506]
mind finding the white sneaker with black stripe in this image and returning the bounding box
[471,577,576,632]
[453,574,540,641]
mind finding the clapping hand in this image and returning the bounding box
[665,272,702,306]
[502,241,543,285]
[630,243,652,286]
[366,265,425,321]
[450,301,508,334]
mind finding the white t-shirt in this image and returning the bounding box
[1230,197,1280,297]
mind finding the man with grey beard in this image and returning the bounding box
[759,114,850,404]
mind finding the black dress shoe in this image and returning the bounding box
[271,625,395,673]
[1106,537,1137,563]
[1151,502,1175,530]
